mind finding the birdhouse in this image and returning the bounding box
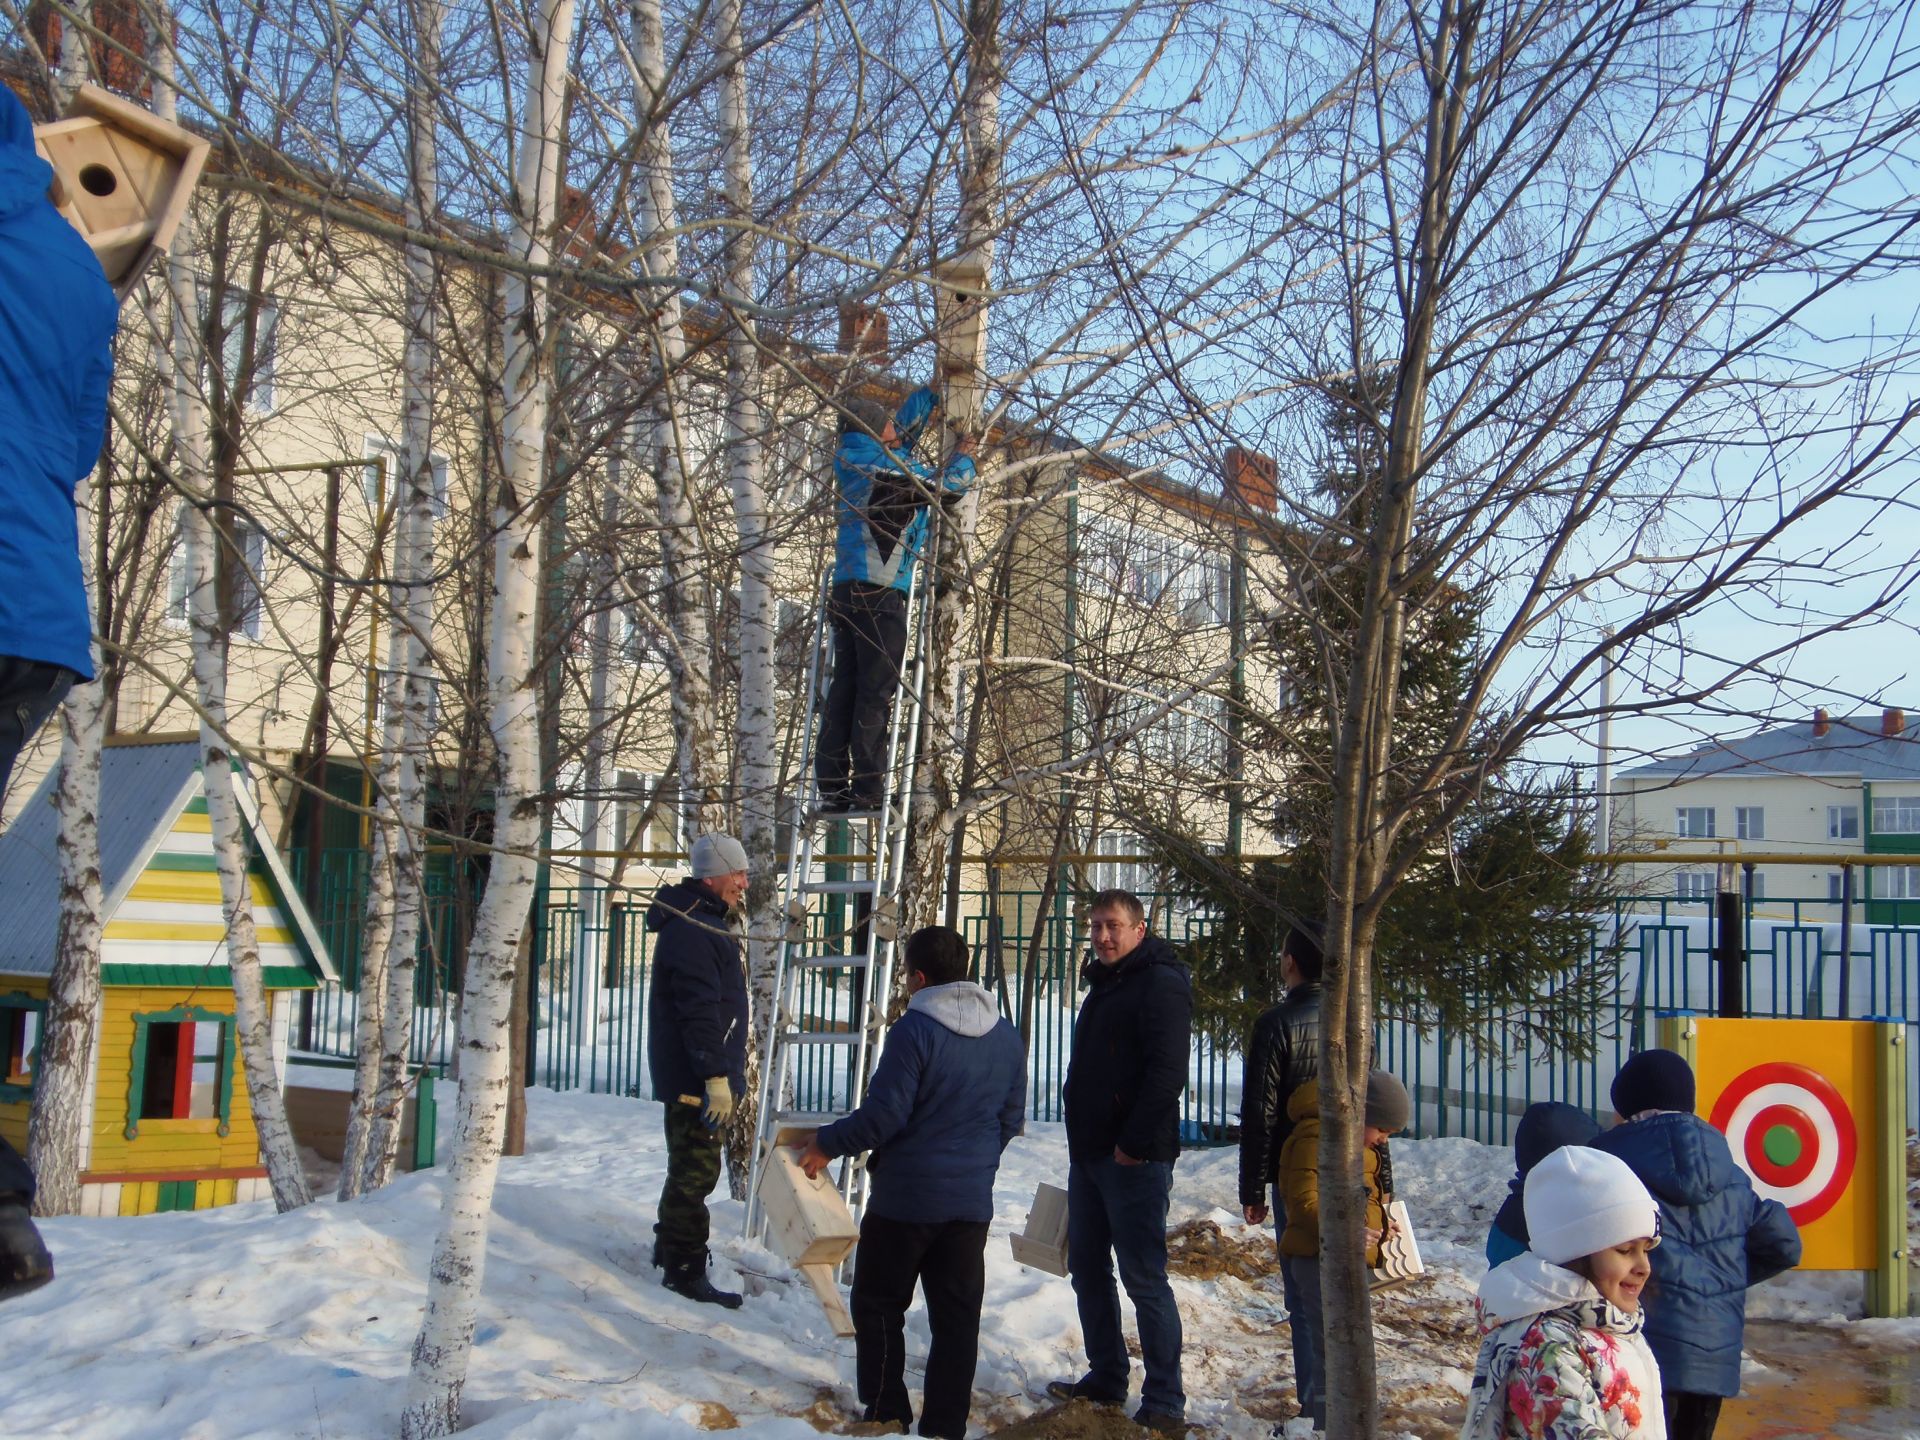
[758,1129,860,1336]
[1009,1181,1070,1276]
[933,258,988,379]
[34,83,210,299]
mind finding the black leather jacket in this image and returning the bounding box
[1237,982,1321,1206]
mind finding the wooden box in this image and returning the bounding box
[1009,1181,1069,1276]
[759,1128,860,1267]
[933,258,988,378]
[34,83,211,299]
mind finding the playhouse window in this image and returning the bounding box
[138,1020,226,1121]
[1,1005,38,1088]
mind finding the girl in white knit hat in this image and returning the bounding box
[1460,1145,1667,1440]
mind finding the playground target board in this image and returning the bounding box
[1682,1018,1889,1271]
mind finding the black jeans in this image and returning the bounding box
[1664,1392,1723,1440]
[849,1213,989,1440]
[815,582,907,805]
[0,656,77,797]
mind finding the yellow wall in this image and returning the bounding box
[0,976,49,1154]
[88,987,263,1177]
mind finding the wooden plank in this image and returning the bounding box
[799,1264,856,1338]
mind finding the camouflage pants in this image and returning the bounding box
[655,1100,724,1267]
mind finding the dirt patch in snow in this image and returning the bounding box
[987,1399,1161,1438]
[1165,1219,1279,1283]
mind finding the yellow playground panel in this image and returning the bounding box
[1659,1015,1908,1315]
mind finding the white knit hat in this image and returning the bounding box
[1523,1145,1659,1265]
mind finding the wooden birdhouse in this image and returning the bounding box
[34,83,210,299]
[933,258,988,379]
[758,1128,860,1335]
[1009,1181,1070,1276]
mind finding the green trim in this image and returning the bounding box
[125,1004,236,1141]
[102,964,319,990]
[183,796,210,815]
[144,852,221,873]
[0,990,47,1105]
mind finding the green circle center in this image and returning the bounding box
[1762,1124,1802,1167]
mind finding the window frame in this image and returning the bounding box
[0,991,46,1104]
[125,1005,236,1140]
[1871,795,1920,835]
[1675,806,1716,839]
[1735,805,1764,841]
[1674,870,1714,901]
[1828,804,1860,840]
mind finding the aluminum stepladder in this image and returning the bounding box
[744,559,939,1238]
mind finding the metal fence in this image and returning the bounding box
[287,848,1920,1146]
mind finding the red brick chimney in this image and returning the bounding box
[837,302,888,359]
[1884,706,1906,738]
[1224,446,1277,512]
[1813,708,1830,737]
[29,1,153,102]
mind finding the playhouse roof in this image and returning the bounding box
[0,737,337,984]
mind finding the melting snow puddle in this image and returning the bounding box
[1721,1319,1920,1439]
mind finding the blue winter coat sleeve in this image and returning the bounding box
[1116,964,1192,1160]
[816,1019,928,1159]
[1745,1193,1801,1285]
[1486,1224,1526,1269]
[998,1036,1027,1151]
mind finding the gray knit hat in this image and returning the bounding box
[841,397,891,437]
[690,832,748,878]
[1365,1070,1412,1133]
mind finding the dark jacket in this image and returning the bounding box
[1592,1111,1802,1397]
[1486,1101,1601,1267]
[815,981,1026,1224]
[1062,934,1193,1164]
[0,89,118,679]
[645,878,749,1101]
[1237,981,1321,1206]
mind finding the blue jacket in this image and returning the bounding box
[833,387,975,594]
[815,981,1025,1224]
[0,88,117,679]
[1486,1101,1601,1267]
[645,878,749,1101]
[1062,934,1193,1164]
[1592,1112,1802,1396]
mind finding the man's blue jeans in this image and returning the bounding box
[1275,1185,1325,1429]
[1066,1156,1185,1418]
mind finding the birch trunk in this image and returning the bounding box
[53,0,90,104]
[715,0,775,1197]
[398,0,574,1426]
[631,0,725,838]
[906,0,1001,932]
[358,0,447,1198]
[155,36,311,1216]
[28,471,105,1216]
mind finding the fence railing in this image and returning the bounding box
[285,847,1920,1145]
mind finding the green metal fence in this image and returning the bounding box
[288,846,1920,1145]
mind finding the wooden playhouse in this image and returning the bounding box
[0,736,337,1215]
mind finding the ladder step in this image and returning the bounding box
[781,1029,861,1046]
[790,953,872,969]
[802,879,883,895]
[772,1109,846,1129]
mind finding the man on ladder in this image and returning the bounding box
[815,386,975,814]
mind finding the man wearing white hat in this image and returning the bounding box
[645,832,751,1307]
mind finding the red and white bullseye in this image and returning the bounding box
[1708,1062,1856,1225]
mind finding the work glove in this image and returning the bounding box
[701,1075,735,1131]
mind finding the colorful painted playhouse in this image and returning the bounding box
[0,736,337,1215]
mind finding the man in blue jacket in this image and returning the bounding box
[799,925,1025,1439]
[814,388,975,812]
[0,83,117,1307]
[1047,889,1193,1434]
[1592,1048,1802,1440]
[646,833,752,1309]
[0,85,117,798]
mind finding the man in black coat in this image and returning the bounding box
[646,832,751,1308]
[1046,889,1192,1434]
[1238,922,1323,1229]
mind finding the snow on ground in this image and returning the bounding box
[0,1088,1899,1439]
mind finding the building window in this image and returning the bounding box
[1090,831,1149,896]
[1871,796,1920,834]
[200,286,280,414]
[1884,865,1920,900]
[1829,872,1844,903]
[1735,806,1764,841]
[1675,871,1714,900]
[372,668,441,729]
[363,435,451,519]
[0,994,43,1103]
[168,509,265,639]
[1675,807,1715,839]
[1828,805,1860,840]
[613,772,685,860]
[126,1007,235,1138]
[1748,871,1765,900]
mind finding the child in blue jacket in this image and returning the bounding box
[1591,1049,1802,1440]
[1485,1101,1602,1268]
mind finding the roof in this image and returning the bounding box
[1619,715,1920,783]
[0,739,337,982]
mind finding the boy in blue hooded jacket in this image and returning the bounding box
[1592,1049,1802,1440]
[814,387,974,810]
[1485,1100,1601,1267]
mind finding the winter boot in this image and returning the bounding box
[661,1253,742,1310]
[0,1200,54,1304]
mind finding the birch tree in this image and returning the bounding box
[398,0,577,1427]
